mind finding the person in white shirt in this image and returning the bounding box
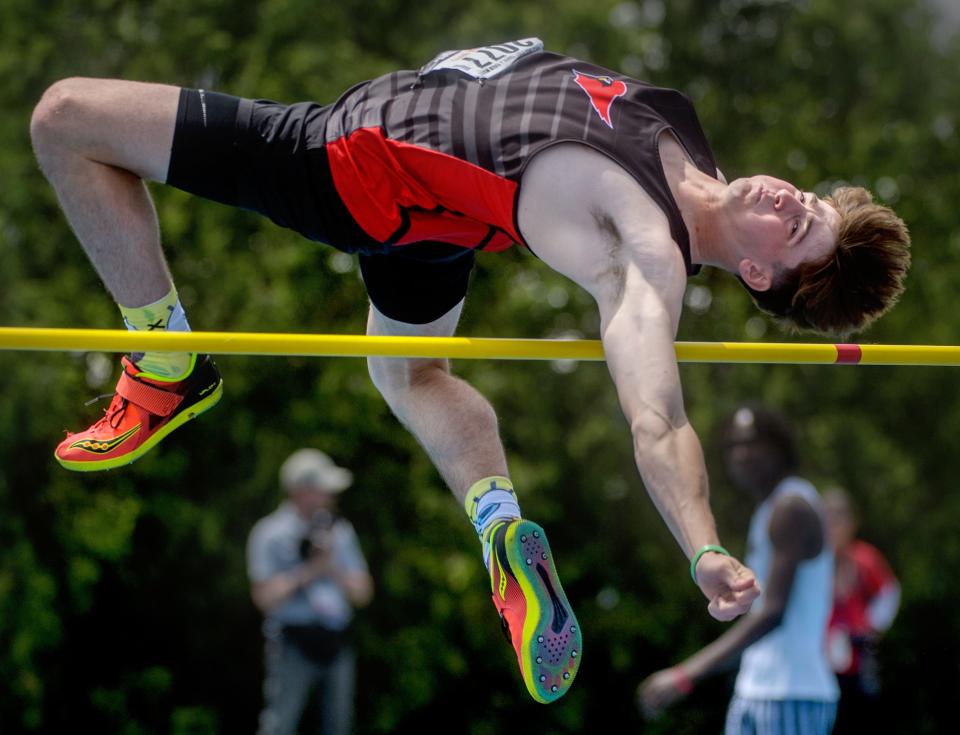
[638,404,838,734]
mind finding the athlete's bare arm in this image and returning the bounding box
[519,144,759,619]
[638,493,823,717]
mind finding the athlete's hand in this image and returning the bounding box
[695,552,760,621]
[637,668,689,718]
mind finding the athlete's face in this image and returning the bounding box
[726,175,841,291]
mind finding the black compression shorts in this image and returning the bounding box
[165,87,475,324]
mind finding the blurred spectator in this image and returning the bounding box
[247,449,374,735]
[639,404,838,733]
[824,487,900,734]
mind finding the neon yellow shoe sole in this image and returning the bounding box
[493,520,582,703]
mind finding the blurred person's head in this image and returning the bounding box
[280,448,353,518]
[823,486,858,552]
[719,403,798,501]
[736,185,910,337]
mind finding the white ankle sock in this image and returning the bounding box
[464,476,521,566]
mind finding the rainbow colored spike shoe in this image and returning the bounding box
[488,519,581,703]
[55,354,222,471]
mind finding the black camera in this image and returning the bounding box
[298,510,336,559]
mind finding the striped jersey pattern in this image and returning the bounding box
[317,50,717,272]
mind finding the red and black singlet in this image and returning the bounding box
[317,43,718,276]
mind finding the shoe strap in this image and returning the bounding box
[116,371,184,417]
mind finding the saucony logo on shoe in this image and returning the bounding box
[55,354,223,472]
[496,554,509,601]
[68,424,141,454]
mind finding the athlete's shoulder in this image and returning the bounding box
[518,143,684,299]
[521,142,677,241]
[771,490,820,523]
[769,488,824,558]
[776,475,819,498]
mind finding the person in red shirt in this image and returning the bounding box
[823,487,900,733]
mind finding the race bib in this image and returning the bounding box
[419,38,544,81]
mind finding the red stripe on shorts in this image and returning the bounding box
[325,128,520,250]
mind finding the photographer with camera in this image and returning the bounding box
[247,449,374,735]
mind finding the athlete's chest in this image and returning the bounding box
[518,144,686,293]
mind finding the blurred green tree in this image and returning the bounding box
[1,0,959,732]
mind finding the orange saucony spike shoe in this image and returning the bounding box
[488,519,581,703]
[55,355,223,471]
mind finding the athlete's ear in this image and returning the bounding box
[738,258,772,292]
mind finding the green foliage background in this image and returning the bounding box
[2,0,959,732]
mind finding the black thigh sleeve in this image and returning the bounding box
[165,88,246,206]
[359,242,476,325]
[165,88,382,252]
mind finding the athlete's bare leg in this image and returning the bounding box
[369,300,582,703]
[366,301,510,501]
[30,77,180,308]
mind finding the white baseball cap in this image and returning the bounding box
[280,448,353,493]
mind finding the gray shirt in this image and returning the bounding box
[247,502,369,632]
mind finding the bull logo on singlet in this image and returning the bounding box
[572,70,627,129]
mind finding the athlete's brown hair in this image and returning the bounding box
[742,186,911,337]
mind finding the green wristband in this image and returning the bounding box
[690,544,731,583]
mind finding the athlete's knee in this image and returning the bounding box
[367,356,448,411]
[30,77,97,158]
[367,358,410,425]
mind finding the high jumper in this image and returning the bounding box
[29,38,909,702]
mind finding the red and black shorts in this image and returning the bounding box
[165,87,475,324]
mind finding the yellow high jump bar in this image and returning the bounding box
[2,327,960,366]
